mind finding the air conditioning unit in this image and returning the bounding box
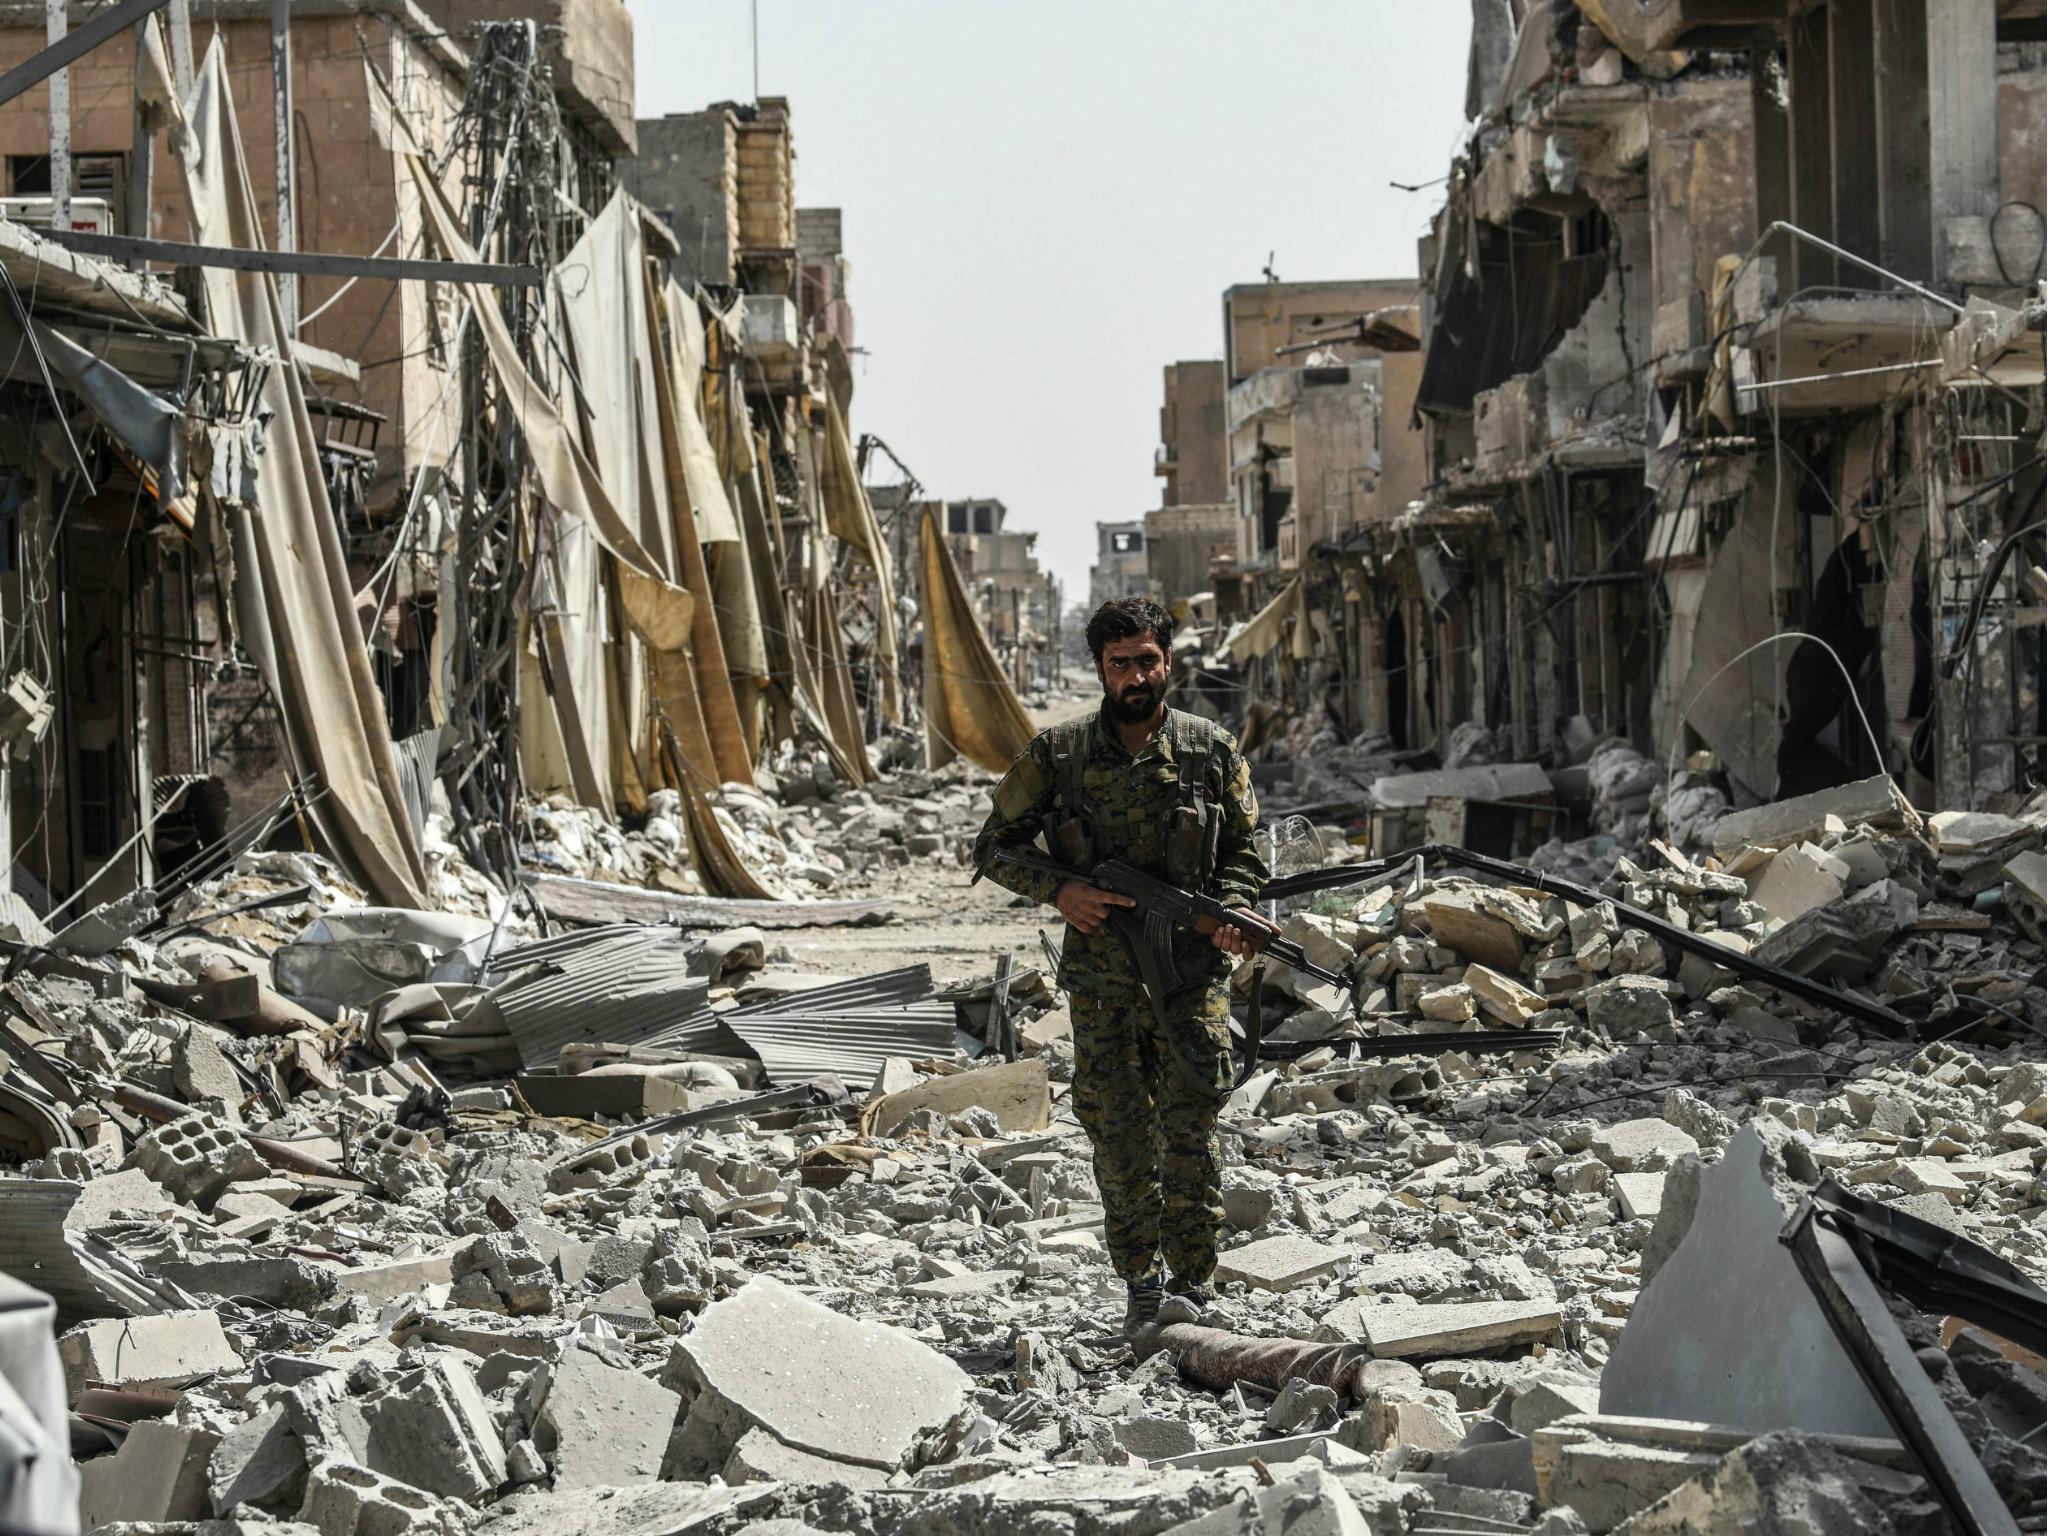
[0,196,114,236]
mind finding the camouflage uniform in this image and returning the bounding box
[972,705,1267,1287]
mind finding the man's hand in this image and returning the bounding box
[1210,908,1263,958]
[1055,879,1137,936]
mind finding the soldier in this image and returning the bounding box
[973,596,1269,1338]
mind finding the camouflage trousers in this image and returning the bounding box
[1068,982,1233,1287]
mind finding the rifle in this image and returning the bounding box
[986,845,1349,1034]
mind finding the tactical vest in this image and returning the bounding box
[1041,709,1227,886]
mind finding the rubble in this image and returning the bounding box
[1,716,2042,1536]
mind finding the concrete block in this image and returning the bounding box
[1583,976,1675,1035]
[78,1419,221,1526]
[158,1253,338,1309]
[1600,1125,1891,1437]
[65,1167,176,1228]
[330,1250,459,1305]
[1461,964,1544,1024]
[1416,982,1477,1023]
[548,1133,653,1193]
[209,1402,306,1514]
[1350,1386,1465,1453]
[1506,1370,1603,1435]
[1590,1118,1699,1172]
[1749,842,1849,924]
[531,1342,682,1489]
[1614,1171,1668,1220]
[1113,1415,1201,1460]
[341,1355,507,1502]
[666,1275,971,1476]
[1214,1235,1350,1293]
[128,1111,270,1208]
[298,1457,466,1536]
[59,1309,240,1402]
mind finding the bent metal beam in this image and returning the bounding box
[39,228,541,288]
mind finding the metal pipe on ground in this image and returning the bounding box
[1141,1322,1378,1399]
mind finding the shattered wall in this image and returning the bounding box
[0,12,467,516]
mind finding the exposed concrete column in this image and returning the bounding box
[45,0,68,228]
[1926,0,1999,239]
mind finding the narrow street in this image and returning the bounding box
[0,7,2039,1536]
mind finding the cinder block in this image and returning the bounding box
[128,1111,269,1208]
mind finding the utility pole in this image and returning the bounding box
[45,0,68,229]
[128,22,151,260]
[271,0,297,332]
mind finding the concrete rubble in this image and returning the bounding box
[0,760,2040,1536]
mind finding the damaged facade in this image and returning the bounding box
[1178,0,2043,834]
[0,8,2040,1536]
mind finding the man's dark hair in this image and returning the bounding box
[1086,597,1175,662]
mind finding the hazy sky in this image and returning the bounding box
[628,2,1474,599]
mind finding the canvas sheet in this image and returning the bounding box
[919,503,1037,774]
[177,44,427,907]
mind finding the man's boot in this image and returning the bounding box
[1123,1278,1163,1339]
[1158,1280,1213,1326]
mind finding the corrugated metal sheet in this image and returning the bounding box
[393,726,442,843]
[481,925,732,1070]
[0,1180,188,1322]
[700,965,962,1087]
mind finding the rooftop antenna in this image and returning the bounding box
[1262,251,1279,283]
[751,0,760,102]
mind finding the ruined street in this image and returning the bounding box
[0,6,2042,1536]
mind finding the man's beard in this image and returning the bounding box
[1107,683,1162,723]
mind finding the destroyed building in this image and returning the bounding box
[0,7,2040,1536]
[1187,0,2045,825]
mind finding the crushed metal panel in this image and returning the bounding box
[689,965,960,1087]
[1675,480,1797,800]
[480,926,729,1070]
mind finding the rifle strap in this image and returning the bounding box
[1237,963,1267,1089]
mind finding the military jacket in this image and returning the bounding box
[972,704,1268,995]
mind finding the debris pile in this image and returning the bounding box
[522,764,993,900]
[0,764,2041,1536]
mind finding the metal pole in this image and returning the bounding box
[270,0,297,332]
[165,0,191,93]
[45,0,68,230]
[127,18,152,261]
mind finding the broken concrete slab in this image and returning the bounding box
[1582,975,1676,1035]
[339,1355,508,1502]
[1612,1430,1923,1536]
[1589,1118,1699,1172]
[1323,1298,1562,1358]
[58,1308,240,1402]
[79,1419,221,1526]
[1462,963,1545,1024]
[1213,1235,1351,1293]
[861,1058,1051,1138]
[530,1341,682,1489]
[1600,1125,1891,1437]
[666,1275,971,1475]
[724,1424,892,1488]
[1614,1171,1667,1221]
[209,1401,306,1515]
[64,1166,177,1229]
[1711,776,1916,855]
[1748,841,1849,924]
[473,1482,771,1536]
[1156,1461,1372,1536]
